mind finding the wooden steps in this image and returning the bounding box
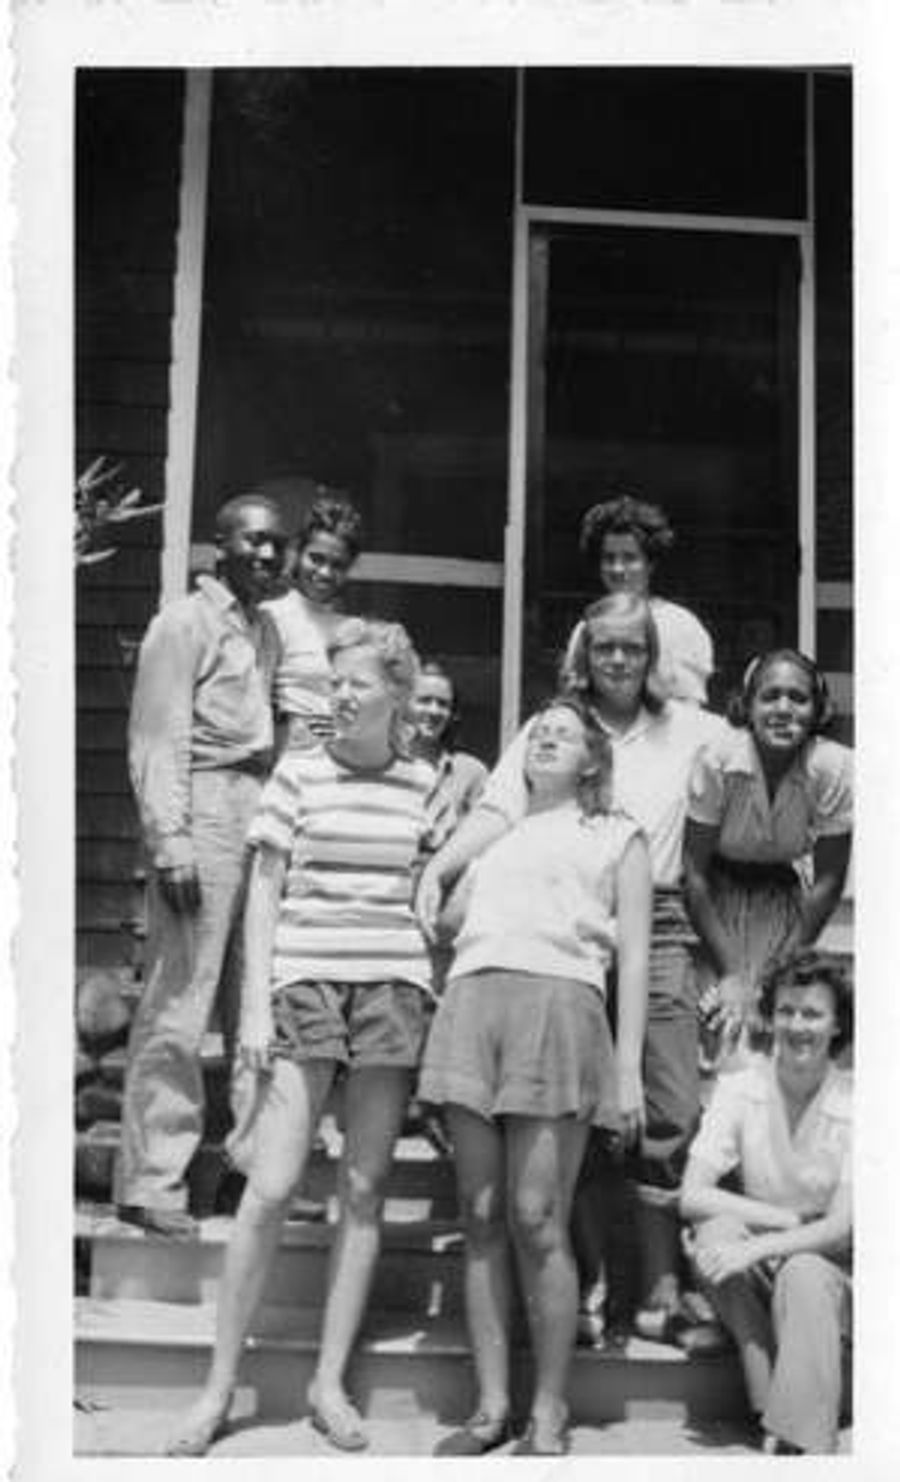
[75,1290,746,1427]
[80,1208,466,1312]
[75,1118,750,1442]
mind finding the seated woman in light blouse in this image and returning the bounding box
[680,949,852,1455]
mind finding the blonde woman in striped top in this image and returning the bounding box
[167,619,450,1456]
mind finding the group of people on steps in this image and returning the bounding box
[113,484,852,1457]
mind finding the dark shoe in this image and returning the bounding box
[437,1411,513,1456]
[286,1195,328,1223]
[576,1309,606,1349]
[307,1384,369,1452]
[762,1433,805,1455]
[116,1205,198,1239]
[514,1412,569,1457]
[633,1301,728,1355]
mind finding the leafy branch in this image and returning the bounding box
[75,456,164,567]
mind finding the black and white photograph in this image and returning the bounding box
[8,3,900,1476]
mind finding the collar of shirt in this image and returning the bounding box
[197,574,277,655]
[595,705,656,746]
[196,573,255,629]
[721,727,813,788]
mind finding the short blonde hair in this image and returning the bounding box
[327,618,420,708]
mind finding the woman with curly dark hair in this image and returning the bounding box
[683,649,852,1069]
[680,949,853,1454]
[264,492,364,748]
[563,490,714,704]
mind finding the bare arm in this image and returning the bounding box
[416,807,510,941]
[795,832,851,947]
[682,817,740,978]
[681,1142,852,1285]
[240,844,288,1068]
[680,1156,801,1233]
[613,832,652,1140]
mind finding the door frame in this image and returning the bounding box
[500,201,815,745]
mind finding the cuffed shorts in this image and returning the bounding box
[270,979,427,1070]
[418,970,617,1123]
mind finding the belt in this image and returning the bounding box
[711,855,799,888]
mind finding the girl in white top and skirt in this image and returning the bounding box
[418,697,651,1456]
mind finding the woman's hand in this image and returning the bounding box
[693,1233,763,1285]
[699,972,756,1055]
[237,1003,274,1075]
[415,858,444,943]
[616,1060,645,1147]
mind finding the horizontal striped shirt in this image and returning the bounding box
[248,747,450,994]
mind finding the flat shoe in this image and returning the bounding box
[437,1411,513,1456]
[308,1390,369,1452]
[164,1406,230,1456]
[514,1415,569,1457]
[117,1204,198,1239]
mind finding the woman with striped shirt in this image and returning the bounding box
[167,619,449,1456]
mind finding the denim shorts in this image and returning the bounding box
[270,979,427,1070]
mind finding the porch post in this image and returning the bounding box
[500,69,527,748]
[161,69,213,604]
[798,71,817,655]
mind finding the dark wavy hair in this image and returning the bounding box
[414,659,462,751]
[727,649,834,735]
[525,695,613,818]
[579,492,675,566]
[298,494,364,564]
[758,949,853,1056]
[564,592,669,713]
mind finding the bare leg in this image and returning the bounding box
[446,1105,512,1424]
[507,1116,589,1438]
[166,1057,335,1454]
[308,1065,411,1441]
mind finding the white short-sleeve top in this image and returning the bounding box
[261,589,344,721]
[479,702,726,888]
[687,1056,852,1221]
[687,727,853,864]
[449,801,642,994]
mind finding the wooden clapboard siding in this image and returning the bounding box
[76,71,185,970]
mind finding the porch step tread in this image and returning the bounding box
[76,1207,463,1248]
[76,1295,710,1366]
[75,1406,766,1458]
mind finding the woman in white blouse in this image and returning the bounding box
[562,491,714,706]
[680,949,853,1454]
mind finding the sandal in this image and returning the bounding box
[514,1408,570,1457]
[164,1401,231,1457]
[437,1410,513,1456]
[307,1384,369,1452]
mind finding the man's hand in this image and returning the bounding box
[158,863,202,914]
